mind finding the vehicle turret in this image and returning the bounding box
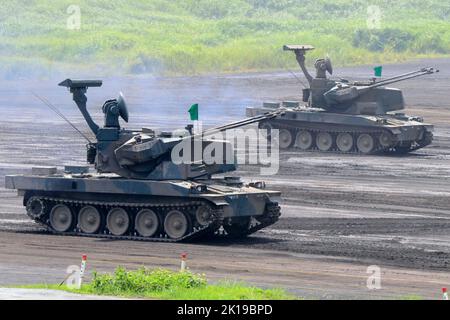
[284,45,438,115]
[59,79,281,180]
[245,45,436,154]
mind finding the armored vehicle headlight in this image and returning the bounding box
[191,185,208,193]
[409,116,423,123]
[249,181,266,189]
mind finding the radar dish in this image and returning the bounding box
[117,92,129,123]
[325,57,333,75]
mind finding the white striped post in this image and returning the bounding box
[180,253,187,272]
[78,254,87,289]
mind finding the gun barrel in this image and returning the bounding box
[367,68,438,89]
[358,68,439,92]
[200,110,284,137]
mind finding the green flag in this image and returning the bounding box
[188,103,199,121]
[374,66,383,77]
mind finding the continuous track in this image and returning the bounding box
[25,195,281,242]
[260,121,432,155]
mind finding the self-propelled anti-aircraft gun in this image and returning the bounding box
[247,45,437,154]
[5,79,282,241]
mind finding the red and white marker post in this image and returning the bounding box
[78,254,87,289]
[180,253,187,272]
[443,288,448,300]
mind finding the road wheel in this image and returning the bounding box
[106,208,130,236]
[195,206,213,227]
[50,204,73,232]
[278,129,293,149]
[135,209,159,237]
[316,132,333,151]
[379,132,393,148]
[164,210,190,239]
[357,133,375,154]
[78,206,101,234]
[336,133,354,152]
[295,130,313,150]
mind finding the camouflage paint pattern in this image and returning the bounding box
[246,45,436,154]
[4,79,282,241]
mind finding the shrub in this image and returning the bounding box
[90,267,207,295]
[352,28,416,52]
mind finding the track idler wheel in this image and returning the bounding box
[26,197,46,219]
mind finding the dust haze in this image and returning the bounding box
[0,58,450,299]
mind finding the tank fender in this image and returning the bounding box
[267,195,282,204]
[199,196,229,207]
[389,128,402,135]
[5,176,15,190]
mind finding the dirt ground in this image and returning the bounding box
[0,58,449,299]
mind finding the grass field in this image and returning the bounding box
[21,267,296,300]
[0,1,449,77]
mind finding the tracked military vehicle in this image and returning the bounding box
[246,45,437,154]
[5,79,281,241]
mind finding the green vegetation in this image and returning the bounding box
[22,267,295,300]
[1,0,449,77]
[399,295,424,300]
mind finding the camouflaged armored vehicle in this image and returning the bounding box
[246,45,437,154]
[5,80,281,241]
